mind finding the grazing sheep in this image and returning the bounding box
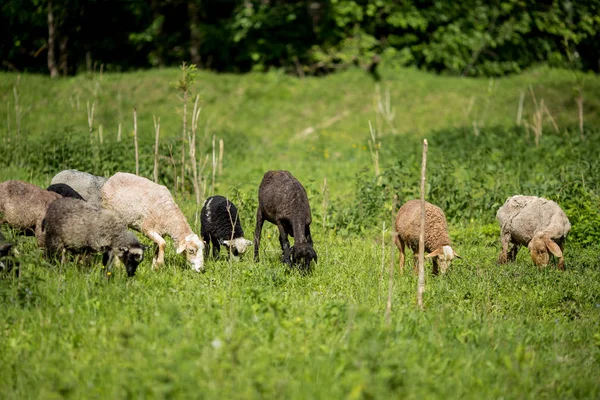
[496,195,571,270]
[47,183,85,200]
[101,172,204,272]
[0,230,17,275]
[200,196,252,259]
[42,197,144,277]
[50,169,107,204]
[394,199,460,275]
[0,180,62,243]
[254,170,317,270]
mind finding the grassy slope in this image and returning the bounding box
[0,66,599,399]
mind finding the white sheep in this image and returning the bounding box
[51,169,107,204]
[0,180,62,246]
[496,195,571,270]
[394,199,460,274]
[101,172,204,272]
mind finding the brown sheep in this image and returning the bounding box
[0,180,62,246]
[394,199,460,275]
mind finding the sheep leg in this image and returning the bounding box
[211,238,221,259]
[498,231,511,264]
[507,242,520,263]
[305,225,313,245]
[202,234,211,260]
[557,241,565,271]
[254,209,264,262]
[146,230,167,268]
[394,234,406,273]
[277,223,292,265]
[431,259,439,276]
[102,251,115,278]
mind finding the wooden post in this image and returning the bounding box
[385,194,398,324]
[153,115,160,183]
[133,108,139,175]
[417,139,428,310]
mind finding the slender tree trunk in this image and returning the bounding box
[188,0,202,67]
[59,36,69,76]
[47,0,59,78]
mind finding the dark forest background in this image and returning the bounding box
[1,0,599,77]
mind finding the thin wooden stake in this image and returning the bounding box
[133,108,139,175]
[516,90,524,126]
[211,135,216,196]
[576,95,584,139]
[385,194,398,325]
[86,100,95,144]
[417,139,428,310]
[117,123,122,142]
[218,139,224,176]
[153,115,161,183]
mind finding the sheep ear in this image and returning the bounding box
[426,248,443,258]
[119,246,129,253]
[453,250,462,259]
[223,240,231,246]
[176,243,186,254]
[544,238,562,257]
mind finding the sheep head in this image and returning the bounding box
[426,245,460,274]
[290,243,317,271]
[528,235,562,267]
[0,242,13,272]
[223,237,253,256]
[177,234,205,272]
[117,245,145,277]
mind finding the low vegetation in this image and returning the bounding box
[0,66,599,398]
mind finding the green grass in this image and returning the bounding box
[1,65,600,399]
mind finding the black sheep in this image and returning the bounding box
[254,170,317,270]
[200,196,252,259]
[47,183,85,200]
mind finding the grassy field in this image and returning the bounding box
[1,65,599,399]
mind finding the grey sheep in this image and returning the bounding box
[101,172,204,272]
[200,196,252,259]
[0,180,62,245]
[254,170,317,270]
[42,197,144,277]
[47,183,85,200]
[394,199,460,275]
[496,195,571,270]
[50,169,107,204]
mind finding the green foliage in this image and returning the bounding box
[0,66,600,399]
[2,0,599,76]
[332,126,600,246]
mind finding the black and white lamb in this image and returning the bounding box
[254,170,317,270]
[42,197,145,277]
[0,230,17,275]
[47,183,85,200]
[200,196,252,259]
[50,169,107,204]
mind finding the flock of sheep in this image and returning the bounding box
[0,167,571,278]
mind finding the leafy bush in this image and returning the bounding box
[331,126,600,245]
